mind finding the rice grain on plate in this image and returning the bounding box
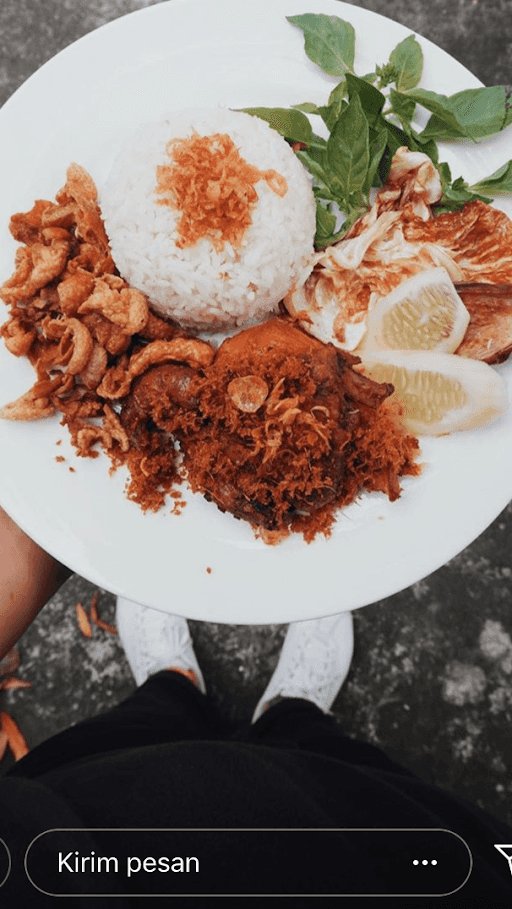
[100,108,316,332]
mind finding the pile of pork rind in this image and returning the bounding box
[0,165,214,460]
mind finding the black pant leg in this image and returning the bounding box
[243,697,416,776]
[8,670,224,780]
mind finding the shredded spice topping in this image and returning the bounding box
[155,132,287,250]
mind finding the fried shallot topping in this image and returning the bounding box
[227,375,269,412]
[155,132,287,250]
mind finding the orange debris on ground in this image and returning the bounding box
[0,710,29,761]
[75,601,93,638]
[75,592,118,637]
[89,592,118,636]
[0,677,31,691]
[0,645,30,692]
[155,133,287,250]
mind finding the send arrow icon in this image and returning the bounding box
[494,845,512,875]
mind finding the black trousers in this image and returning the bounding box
[8,670,412,780]
[2,673,512,906]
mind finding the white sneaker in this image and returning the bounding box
[252,612,354,723]
[116,597,206,694]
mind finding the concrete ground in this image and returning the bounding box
[1,0,512,835]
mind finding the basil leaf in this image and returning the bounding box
[292,102,321,114]
[315,201,337,240]
[365,127,389,191]
[435,165,493,210]
[445,177,481,202]
[437,161,453,188]
[372,116,420,184]
[327,93,369,197]
[317,101,347,133]
[410,130,439,165]
[413,86,510,140]
[346,73,386,127]
[295,147,334,196]
[389,34,423,91]
[328,80,348,106]
[438,177,492,210]
[376,115,409,156]
[314,201,349,248]
[313,187,343,204]
[401,88,463,137]
[452,86,511,137]
[315,228,347,249]
[287,13,355,77]
[389,87,416,126]
[419,116,467,142]
[375,62,399,90]
[470,159,512,195]
[240,107,315,145]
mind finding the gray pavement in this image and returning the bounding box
[0,0,512,833]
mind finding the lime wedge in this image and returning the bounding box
[360,349,508,435]
[362,267,470,354]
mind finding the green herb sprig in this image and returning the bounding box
[242,13,512,249]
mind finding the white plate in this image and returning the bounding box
[0,0,511,624]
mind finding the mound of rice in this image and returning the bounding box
[100,108,316,332]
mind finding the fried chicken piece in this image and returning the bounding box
[121,318,420,541]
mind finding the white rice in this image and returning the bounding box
[100,108,317,332]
